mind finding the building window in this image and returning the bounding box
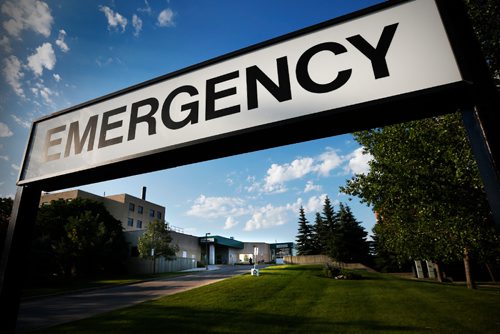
[127,218,134,227]
[136,220,143,229]
[157,211,162,220]
[149,209,155,217]
[138,205,143,214]
[129,203,135,212]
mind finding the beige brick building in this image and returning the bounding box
[40,189,165,232]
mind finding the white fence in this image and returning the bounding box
[127,256,197,274]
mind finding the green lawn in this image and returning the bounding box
[35,265,500,333]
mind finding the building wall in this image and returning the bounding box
[40,190,166,232]
[106,193,165,231]
[170,230,202,261]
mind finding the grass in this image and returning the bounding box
[34,265,500,333]
[22,272,188,299]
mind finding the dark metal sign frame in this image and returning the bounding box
[1,0,499,331]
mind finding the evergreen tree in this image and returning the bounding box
[311,212,324,255]
[296,206,313,255]
[330,203,369,263]
[322,196,338,257]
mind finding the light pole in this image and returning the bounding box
[205,232,210,270]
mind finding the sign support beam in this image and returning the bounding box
[0,185,42,333]
[462,108,500,231]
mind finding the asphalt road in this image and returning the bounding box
[17,265,258,333]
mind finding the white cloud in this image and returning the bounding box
[157,8,174,27]
[138,0,152,15]
[187,194,248,219]
[11,163,20,171]
[27,42,56,76]
[99,5,127,32]
[0,155,9,161]
[1,0,53,38]
[3,55,25,97]
[39,86,53,104]
[264,157,314,193]
[345,147,373,175]
[11,114,31,129]
[132,14,143,36]
[223,217,239,230]
[55,29,69,52]
[0,35,12,53]
[244,204,288,231]
[53,73,61,82]
[316,149,343,176]
[304,180,322,193]
[0,122,13,137]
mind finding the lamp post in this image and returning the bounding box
[205,232,211,270]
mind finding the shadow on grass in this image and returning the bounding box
[43,304,427,334]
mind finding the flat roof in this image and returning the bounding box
[199,235,244,249]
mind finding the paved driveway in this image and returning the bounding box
[17,265,257,333]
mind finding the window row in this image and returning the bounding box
[127,218,143,229]
[128,202,162,219]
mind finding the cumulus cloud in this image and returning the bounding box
[316,149,343,176]
[3,55,25,97]
[223,217,239,230]
[264,157,314,193]
[244,204,288,231]
[132,14,143,36]
[55,29,69,52]
[99,5,127,32]
[187,195,248,219]
[0,35,12,53]
[0,122,14,137]
[157,8,174,27]
[11,114,31,129]
[304,180,322,193]
[345,147,373,175]
[27,42,56,76]
[53,73,61,82]
[138,0,152,15]
[1,0,53,38]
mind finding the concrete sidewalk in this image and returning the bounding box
[17,265,255,333]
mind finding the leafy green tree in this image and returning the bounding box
[329,203,369,263]
[33,198,128,279]
[341,113,498,288]
[0,197,13,258]
[296,206,314,255]
[138,220,178,273]
[464,0,499,88]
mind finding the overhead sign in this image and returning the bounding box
[18,0,463,185]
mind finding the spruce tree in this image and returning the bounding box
[331,203,369,263]
[312,212,324,255]
[321,196,338,257]
[296,206,313,255]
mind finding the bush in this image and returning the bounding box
[323,264,362,280]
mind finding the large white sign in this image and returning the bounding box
[19,0,462,184]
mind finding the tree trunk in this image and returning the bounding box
[463,248,476,289]
[485,263,496,283]
[434,262,443,283]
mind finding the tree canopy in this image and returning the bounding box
[138,220,178,261]
[341,113,499,287]
[32,198,128,279]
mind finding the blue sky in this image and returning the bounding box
[0,0,383,243]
